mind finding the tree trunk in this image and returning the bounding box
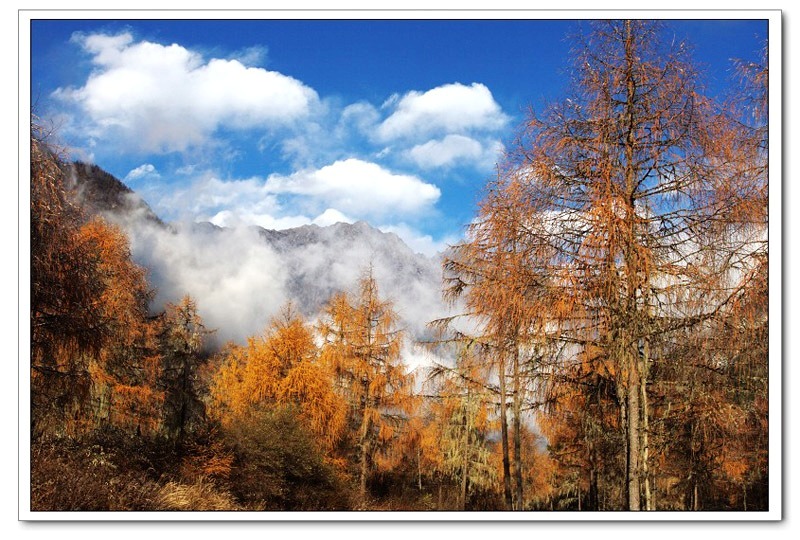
[512,346,523,510]
[460,462,469,511]
[498,356,513,510]
[417,447,423,491]
[178,359,188,441]
[623,19,642,512]
[641,337,652,510]
[359,438,369,503]
[461,408,469,510]
[358,381,372,504]
[618,374,630,508]
[743,484,747,511]
[627,347,641,511]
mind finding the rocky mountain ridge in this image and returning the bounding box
[67,161,451,346]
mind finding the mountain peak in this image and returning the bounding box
[66,161,163,226]
[65,161,447,345]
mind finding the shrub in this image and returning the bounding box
[30,436,161,511]
[223,405,352,510]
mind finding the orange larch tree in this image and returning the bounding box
[318,269,417,503]
[209,304,348,453]
[77,217,162,435]
[31,122,162,436]
[444,20,767,510]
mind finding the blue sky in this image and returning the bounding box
[30,17,768,255]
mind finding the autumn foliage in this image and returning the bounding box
[210,304,348,452]
[441,20,768,511]
[29,18,768,513]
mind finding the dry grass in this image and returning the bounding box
[30,438,162,511]
[156,478,244,511]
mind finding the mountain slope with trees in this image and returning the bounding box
[28,18,770,513]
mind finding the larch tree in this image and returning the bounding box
[31,121,161,436]
[443,169,565,510]
[209,304,348,454]
[318,269,416,503]
[536,343,625,510]
[445,20,766,510]
[77,217,161,435]
[31,122,104,434]
[423,344,496,510]
[518,20,765,510]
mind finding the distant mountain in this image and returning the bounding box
[65,161,164,226]
[67,162,451,348]
[257,221,442,318]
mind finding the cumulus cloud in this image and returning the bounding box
[406,134,504,170]
[377,82,508,141]
[408,134,482,168]
[264,158,441,218]
[53,32,319,153]
[144,159,439,228]
[124,163,160,182]
[144,173,279,222]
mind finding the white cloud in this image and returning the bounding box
[313,208,354,227]
[228,45,268,67]
[105,216,289,345]
[378,223,456,257]
[408,134,482,168]
[339,101,380,134]
[377,82,508,141]
[406,134,504,170]
[124,163,159,181]
[143,160,439,235]
[209,210,312,231]
[208,207,354,231]
[265,158,440,218]
[175,164,197,175]
[151,173,279,221]
[54,32,319,153]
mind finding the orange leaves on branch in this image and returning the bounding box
[76,218,152,352]
[209,304,348,451]
[278,359,348,450]
[318,269,417,498]
[31,124,163,435]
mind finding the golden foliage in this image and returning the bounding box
[318,270,417,497]
[31,124,163,436]
[209,304,348,452]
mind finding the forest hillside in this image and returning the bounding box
[29,19,769,513]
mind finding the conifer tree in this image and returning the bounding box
[319,269,416,503]
[444,20,767,510]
